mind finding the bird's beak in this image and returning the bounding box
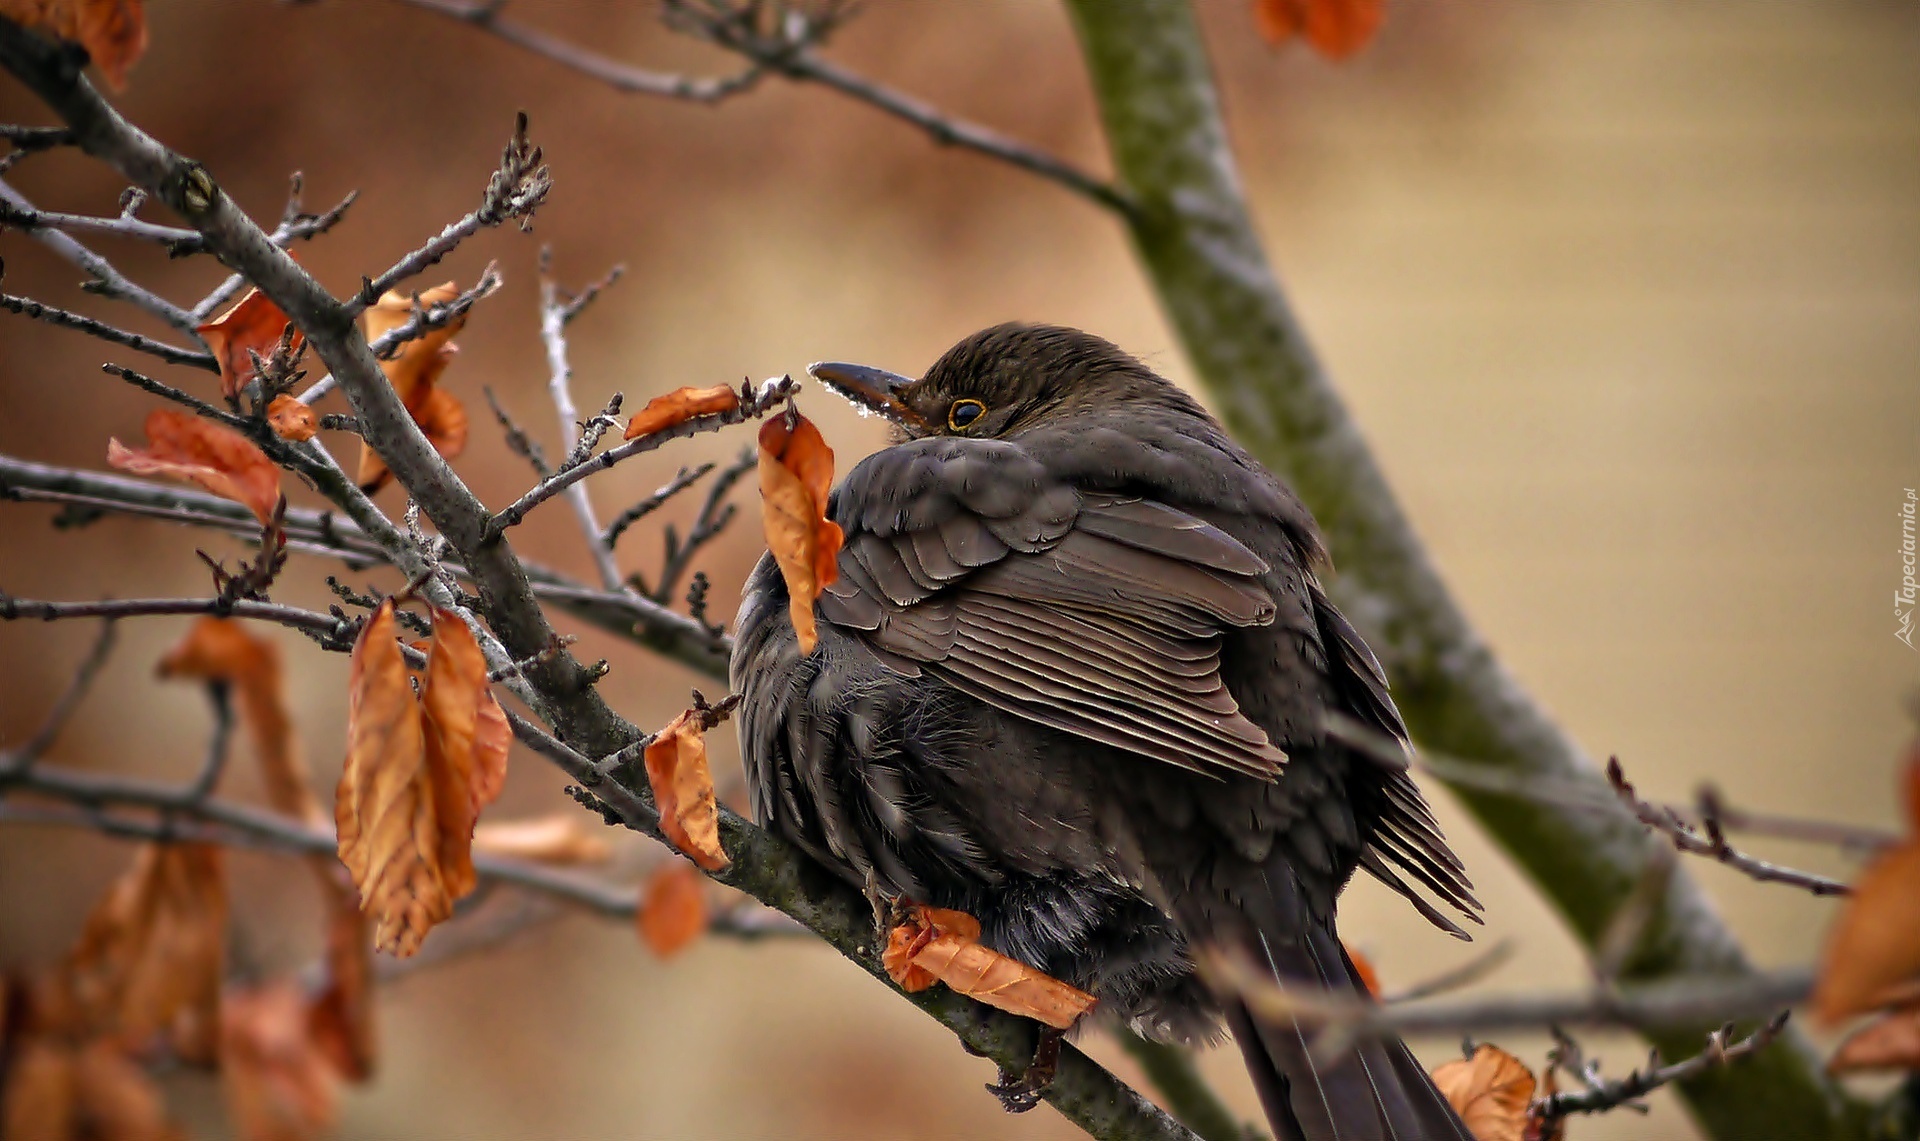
[808,361,932,432]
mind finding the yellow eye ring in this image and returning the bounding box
[948,399,986,431]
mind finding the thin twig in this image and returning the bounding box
[0,192,201,248]
[0,291,216,368]
[484,386,553,477]
[1606,758,1850,896]
[0,593,357,648]
[102,362,249,426]
[0,176,200,334]
[393,0,768,100]
[182,682,235,801]
[538,252,624,591]
[603,462,713,549]
[0,618,116,771]
[652,445,751,602]
[1532,1013,1792,1128]
[296,262,504,404]
[190,179,360,322]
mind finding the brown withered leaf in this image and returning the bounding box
[0,0,147,89]
[757,411,843,655]
[472,814,613,865]
[222,983,340,1141]
[62,843,226,1065]
[198,288,302,402]
[1431,1044,1537,1141]
[158,617,324,828]
[108,408,281,524]
[643,710,730,872]
[1814,838,1920,1024]
[624,384,740,440]
[882,904,1096,1030]
[417,608,510,901]
[356,283,466,490]
[1828,1002,1920,1074]
[304,899,375,1083]
[334,600,448,957]
[1251,0,1383,59]
[266,395,318,442]
[637,861,709,959]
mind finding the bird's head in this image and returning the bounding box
[810,323,1203,441]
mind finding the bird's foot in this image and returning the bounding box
[986,1026,1062,1114]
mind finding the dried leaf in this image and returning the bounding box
[1252,0,1383,59]
[304,899,376,1083]
[62,843,226,1065]
[637,862,709,959]
[0,0,148,89]
[757,411,843,655]
[2,1036,76,1140]
[108,408,281,524]
[158,617,323,828]
[1814,838,1920,1023]
[882,904,1095,1030]
[1828,1002,1920,1074]
[334,600,448,957]
[623,384,740,440]
[642,710,730,872]
[1345,944,1381,998]
[71,1038,178,1141]
[1431,1044,1537,1141]
[198,288,302,402]
[418,608,510,900]
[222,984,339,1141]
[472,814,613,865]
[266,395,317,442]
[356,283,466,490]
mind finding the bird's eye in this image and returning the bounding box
[948,399,986,431]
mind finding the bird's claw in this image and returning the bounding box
[986,1027,1062,1114]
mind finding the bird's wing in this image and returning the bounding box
[819,436,1288,781]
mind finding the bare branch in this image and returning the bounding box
[190,178,359,322]
[1534,1014,1793,1128]
[182,681,235,801]
[0,617,115,770]
[538,251,625,591]
[603,461,714,549]
[0,175,201,334]
[0,191,201,248]
[0,593,357,648]
[393,0,767,101]
[0,122,72,172]
[296,261,504,404]
[0,289,215,367]
[484,385,553,476]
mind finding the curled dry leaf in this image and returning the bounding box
[334,600,448,957]
[1814,840,1920,1024]
[0,0,148,89]
[472,813,613,865]
[637,861,709,959]
[623,383,741,440]
[266,395,318,443]
[222,983,340,1141]
[1251,0,1383,59]
[304,900,376,1083]
[643,710,730,872]
[882,904,1096,1031]
[757,411,843,655]
[62,843,226,1065]
[1430,1044,1537,1141]
[108,408,281,524]
[158,617,323,827]
[198,287,302,402]
[356,283,469,490]
[417,608,511,901]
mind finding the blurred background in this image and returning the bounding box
[1,2,1915,1137]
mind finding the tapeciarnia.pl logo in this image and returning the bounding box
[1899,488,1917,650]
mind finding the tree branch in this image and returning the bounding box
[0,174,200,334]
[0,290,217,368]
[1535,1014,1793,1129]
[1060,3,1866,1136]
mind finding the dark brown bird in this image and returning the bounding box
[733,324,1480,1141]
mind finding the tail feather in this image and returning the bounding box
[1220,911,1472,1141]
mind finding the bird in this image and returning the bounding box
[732,323,1481,1141]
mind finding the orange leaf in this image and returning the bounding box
[266,395,317,442]
[71,1038,179,1141]
[417,608,510,901]
[642,710,730,871]
[108,408,281,523]
[472,814,613,865]
[637,862,709,958]
[624,384,741,440]
[882,904,1094,1030]
[1430,1044,1537,1141]
[158,617,323,828]
[1814,838,1920,1024]
[1829,1002,1920,1074]
[757,412,843,655]
[356,283,467,491]
[0,0,148,89]
[222,983,340,1141]
[1251,0,1383,60]
[1344,944,1381,998]
[198,288,302,402]
[304,897,376,1084]
[334,600,448,957]
[61,843,226,1065]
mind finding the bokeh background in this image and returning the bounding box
[2,2,1916,1137]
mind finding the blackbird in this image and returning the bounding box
[732,324,1480,1141]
